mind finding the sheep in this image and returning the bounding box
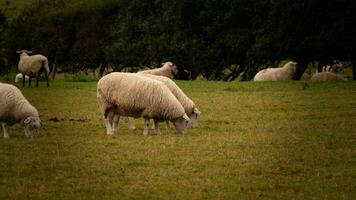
[16,50,50,87]
[15,73,29,83]
[97,72,190,135]
[310,72,346,82]
[253,61,297,81]
[138,61,178,79]
[121,74,201,132]
[322,61,343,73]
[0,83,41,138]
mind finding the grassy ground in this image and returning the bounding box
[0,79,356,199]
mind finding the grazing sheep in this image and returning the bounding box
[310,72,346,82]
[0,83,41,138]
[15,73,29,83]
[16,50,50,87]
[97,72,189,135]
[121,74,201,132]
[253,61,297,81]
[138,61,178,79]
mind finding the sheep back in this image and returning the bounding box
[310,72,346,82]
[138,74,196,115]
[18,54,49,75]
[97,73,185,121]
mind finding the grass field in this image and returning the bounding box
[0,79,356,199]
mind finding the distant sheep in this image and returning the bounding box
[15,73,29,83]
[16,50,50,87]
[253,61,297,81]
[97,72,189,135]
[122,74,201,132]
[0,83,41,138]
[322,61,343,73]
[138,61,178,79]
[310,72,346,82]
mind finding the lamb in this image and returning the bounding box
[253,61,297,81]
[0,83,41,138]
[138,61,178,79]
[16,50,50,87]
[122,74,201,132]
[97,72,190,135]
[15,73,29,83]
[310,72,346,82]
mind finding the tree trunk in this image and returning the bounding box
[51,63,57,80]
[294,59,309,80]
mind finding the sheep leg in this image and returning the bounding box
[151,120,155,130]
[22,73,25,87]
[104,110,115,135]
[36,74,39,88]
[123,117,136,130]
[154,119,161,135]
[1,123,9,139]
[143,117,150,136]
[112,114,120,133]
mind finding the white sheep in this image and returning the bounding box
[310,72,346,82]
[253,61,297,81]
[121,74,201,132]
[0,83,41,138]
[97,72,189,135]
[15,73,29,83]
[138,61,178,79]
[16,50,50,87]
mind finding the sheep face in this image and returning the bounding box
[23,116,41,137]
[171,64,178,76]
[187,108,201,128]
[171,114,189,134]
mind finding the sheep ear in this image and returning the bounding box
[27,51,33,54]
[16,51,21,54]
[193,108,201,116]
[183,114,190,121]
[24,117,32,124]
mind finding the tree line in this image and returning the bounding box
[0,0,355,80]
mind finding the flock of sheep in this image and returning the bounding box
[0,50,347,138]
[1,50,201,138]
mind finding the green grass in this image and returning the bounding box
[0,79,356,199]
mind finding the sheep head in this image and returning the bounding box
[23,116,41,137]
[283,61,297,73]
[16,50,33,58]
[163,61,178,75]
[171,113,189,134]
[187,107,201,128]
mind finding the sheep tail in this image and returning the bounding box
[42,59,50,76]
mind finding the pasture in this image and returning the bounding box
[0,79,356,199]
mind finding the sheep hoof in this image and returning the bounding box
[106,131,114,135]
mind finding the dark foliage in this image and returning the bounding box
[1,0,355,80]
